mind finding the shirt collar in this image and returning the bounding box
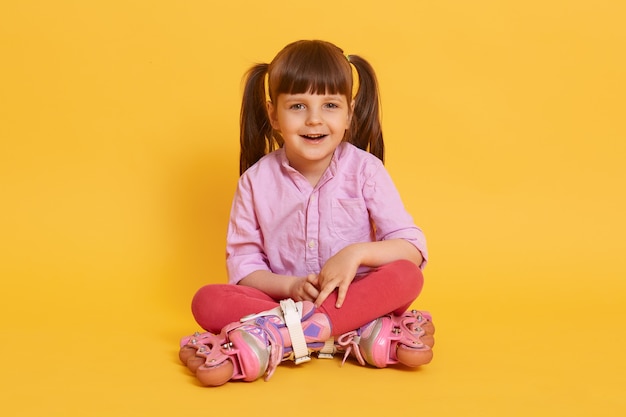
[277,142,348,190]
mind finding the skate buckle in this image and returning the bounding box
[317,338,336,359]
[294,354,311,365]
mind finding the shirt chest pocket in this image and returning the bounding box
[331,198,372,242]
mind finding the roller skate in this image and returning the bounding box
[179,331,225,374]
[179,299,331,386]
[323,309,435,368]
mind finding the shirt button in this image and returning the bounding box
[308,240,315,248]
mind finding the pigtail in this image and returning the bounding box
[239,63,275,175]
[346,55,385,163]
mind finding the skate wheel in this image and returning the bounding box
[396,345,433,367]
[196,360,235,387]
[179,346,197,365]
[186,355,205,373]
[421,334,435,348]
[421,321,436,335]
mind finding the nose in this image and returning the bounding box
[305,108,322,125]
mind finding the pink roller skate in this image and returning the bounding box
[332,309,435,368]
[180,299,332,387]
[179,331,226,373]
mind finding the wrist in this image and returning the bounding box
[344,242,367,265]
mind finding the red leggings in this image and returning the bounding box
[191,259,424,336]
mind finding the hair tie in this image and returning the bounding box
[345,55,358,100]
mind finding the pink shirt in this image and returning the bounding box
[226,142,428,284]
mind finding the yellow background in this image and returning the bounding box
[1,1,625,416]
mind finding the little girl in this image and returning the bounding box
[179,40,435,386]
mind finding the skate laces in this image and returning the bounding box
[336,330,366,366]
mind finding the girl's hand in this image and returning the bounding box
[289,273,320,303]
[314,246,361,308]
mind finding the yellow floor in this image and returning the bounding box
[1,263,624,416]
[2,1,625,416]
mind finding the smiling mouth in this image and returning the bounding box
[301,134,328,140]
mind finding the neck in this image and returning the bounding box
[292,163,329,187]
[284,144,340,187]
[289,158,331,187]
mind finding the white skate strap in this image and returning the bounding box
[280,299,311,365]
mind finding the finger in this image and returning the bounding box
[314,286,334,308]
[335,284,348,308]
[306,282,320,300]
[307,273,319,288]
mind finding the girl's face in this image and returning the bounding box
[267,92,353,177]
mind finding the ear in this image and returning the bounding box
[347,99,355,125]
[266,100,280,131]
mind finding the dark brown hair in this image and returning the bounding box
[239,40,384,174]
